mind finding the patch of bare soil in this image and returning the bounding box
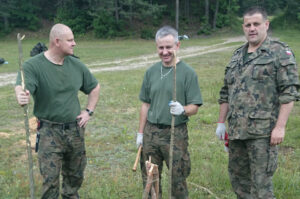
[0,132,10,138]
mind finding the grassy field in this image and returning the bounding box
[0,30,299,199]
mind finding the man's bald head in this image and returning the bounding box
[47,23,76,56]
[49,24,72,43]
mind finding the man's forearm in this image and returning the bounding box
[86,84,100,111]
[275,101,294,129]
[138,103,150,133]
[218,103,229,123]
[183,104,199,116]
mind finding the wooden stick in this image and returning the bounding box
[187,181,221,199]
[132,145,142,171]
[17,33,35,199]
[143,164,154,199]
[168,50,177,199]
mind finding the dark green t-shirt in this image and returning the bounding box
[16,53,98,122]
[139,61,203,126]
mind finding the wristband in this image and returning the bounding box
[86,108,94,116]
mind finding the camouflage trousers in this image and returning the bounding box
[37,120,87,199]
[228,138,278,199]
[140,121,191,199]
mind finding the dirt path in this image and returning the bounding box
[0,36,245,87]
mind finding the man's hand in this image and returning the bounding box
[169,101,185,115]
[136,132,143,148]
[76,110,90,128]
[216,123,226,140]
[270,127,285,145]
[16,89,30,106]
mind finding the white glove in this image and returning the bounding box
[216,123,226,140]
[169,101,185,115]
[136,132,143,148]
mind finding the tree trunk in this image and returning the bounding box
[115,0,119,22]
[205,0,209,24]
[213,0,219,29]
[129,2,133,26]
[176,0,179,30]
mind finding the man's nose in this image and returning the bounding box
[249,24,256,31]
[162,48,169,54]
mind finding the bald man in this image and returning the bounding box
[15,23,100,199]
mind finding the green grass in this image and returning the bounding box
[0,29,300,198]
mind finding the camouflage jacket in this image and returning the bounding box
[219,37,300,140]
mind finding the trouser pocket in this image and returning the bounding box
[267,145,278,175]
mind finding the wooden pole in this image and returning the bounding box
[168,51,177,199]
[17,33,35,199]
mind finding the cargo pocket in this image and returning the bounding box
[248,110,271,135]
[267,145,278,175]
[252,59,274,80]
[181,152,191,178]
[225,61,238,85]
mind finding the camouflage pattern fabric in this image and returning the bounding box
[219,37,300,140]
[228,138,278,199]
[37,122,86,199]
[140,121,190,199]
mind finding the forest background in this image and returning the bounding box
[1,0,300,38]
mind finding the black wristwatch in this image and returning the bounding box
[86,108,94,116]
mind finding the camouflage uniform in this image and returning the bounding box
[219,37,300,199]
[140,122,190,199]
[38,120,86,199]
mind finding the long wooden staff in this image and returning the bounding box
[17,33,35,199]
[168,51,177,199]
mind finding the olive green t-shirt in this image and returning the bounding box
[16,53,98,122]
[139,61,202,126]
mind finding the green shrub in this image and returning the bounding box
[55,7,92,34]
[93,11,128,38]
[140,28,154,39]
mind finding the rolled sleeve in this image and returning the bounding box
[277,49,300,103]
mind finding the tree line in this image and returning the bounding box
[0,0,299,38]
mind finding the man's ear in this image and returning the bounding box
[176,41,181,49]
[265,20,270,31]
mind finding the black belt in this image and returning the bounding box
[149,122,171,129]
[149,122,186,129]
[39,120,78,130]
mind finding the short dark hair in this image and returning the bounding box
[243,6,268,20]
[155,25,178,44]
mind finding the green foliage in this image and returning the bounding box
[54,0,92,34]
[4,0,40,31]
[271,1,300,30]
[197,16,212,35]
[92,10,127,38]
[140,28,155,39]
[1,0,300,38]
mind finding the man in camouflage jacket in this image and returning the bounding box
[216,6,300,199]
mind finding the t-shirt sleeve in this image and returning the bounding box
[15,62,38,95]
[185,71,203,106]
[276,48,300,103]
[80,65,98,94]
[139,71,151,103]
